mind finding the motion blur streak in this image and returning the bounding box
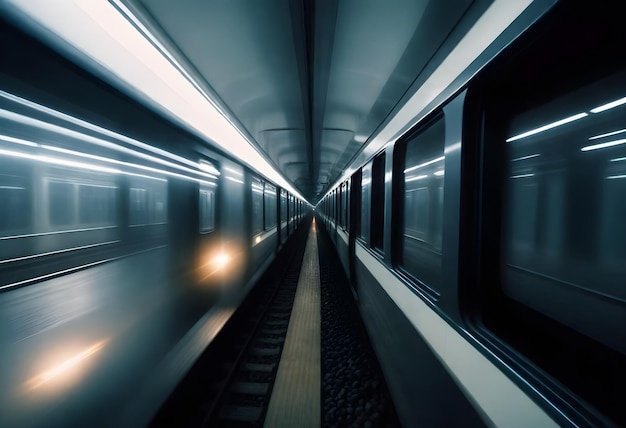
[24,339,109,392]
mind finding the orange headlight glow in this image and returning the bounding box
[24,339,109,393]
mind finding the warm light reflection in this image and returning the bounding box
[197,247,239,284]
[211,252,231,269]
[24,339,109,392]
[312,217,316,232]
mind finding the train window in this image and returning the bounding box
[78,184,117,224]
[264,183,276,229]
[399,115,445,292]
[251,177,263,235]
[342,183,348,229]
[129,179,167,226]
[49,181,75,225]
[280,189,287,226]
[0,174,29,234]
[199,188,215,233]
[359,167,370,241]
[370,153,385,251]
[478,5,626,423]
[501,69,626,354]
[129,187,148,225]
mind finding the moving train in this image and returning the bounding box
[318,1,626,427]
[0,14,305,428]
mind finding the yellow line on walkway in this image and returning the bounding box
[264,220,320,428]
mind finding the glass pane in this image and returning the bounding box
[200,189,215,232]
[49,181,75,226]
[129,187,148,225]
[251,178,263,234]
[371,154,385,250]
[360,168,370,240]
[401,117,445,291]
[79,184,117,224]
[502,70,626,354]
[264,183,276,229]
[0,174,29,235]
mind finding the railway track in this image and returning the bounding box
[150,225,308,428]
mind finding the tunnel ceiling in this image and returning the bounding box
[124,0,476,202]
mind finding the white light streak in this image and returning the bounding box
[606,174,626,180]
[0,148,120,173]
[434,170,445,176]
[0,109,217,180]
[0,92,211,173]
[404,156,445,173]
[510,173,534,179]
[225,176,244,184]
[506,113,588,143]
[0,2,306,201]
[0,134,38,147]
[590,96,626,114]
[223,166,243,176]
[581,138,626,152]
[511,153,540,162]
[589,129,626,140]
[406,174,428,182]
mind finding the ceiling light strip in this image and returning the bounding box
[0,0,306,202]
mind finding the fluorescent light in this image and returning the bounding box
[511,153,540,162]
[406,174,428,182]
[0,2,306,202]
[581,138,626,152]
[590,96,626,114]
[510,173,534,179]
[321,0,535,200]
[506,113,588,143]
[404,156,445,173]
[589,128,626,140]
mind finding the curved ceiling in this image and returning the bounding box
[123,0,485,202]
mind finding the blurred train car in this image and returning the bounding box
[319,1,626,427]
[0,14,305,428]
